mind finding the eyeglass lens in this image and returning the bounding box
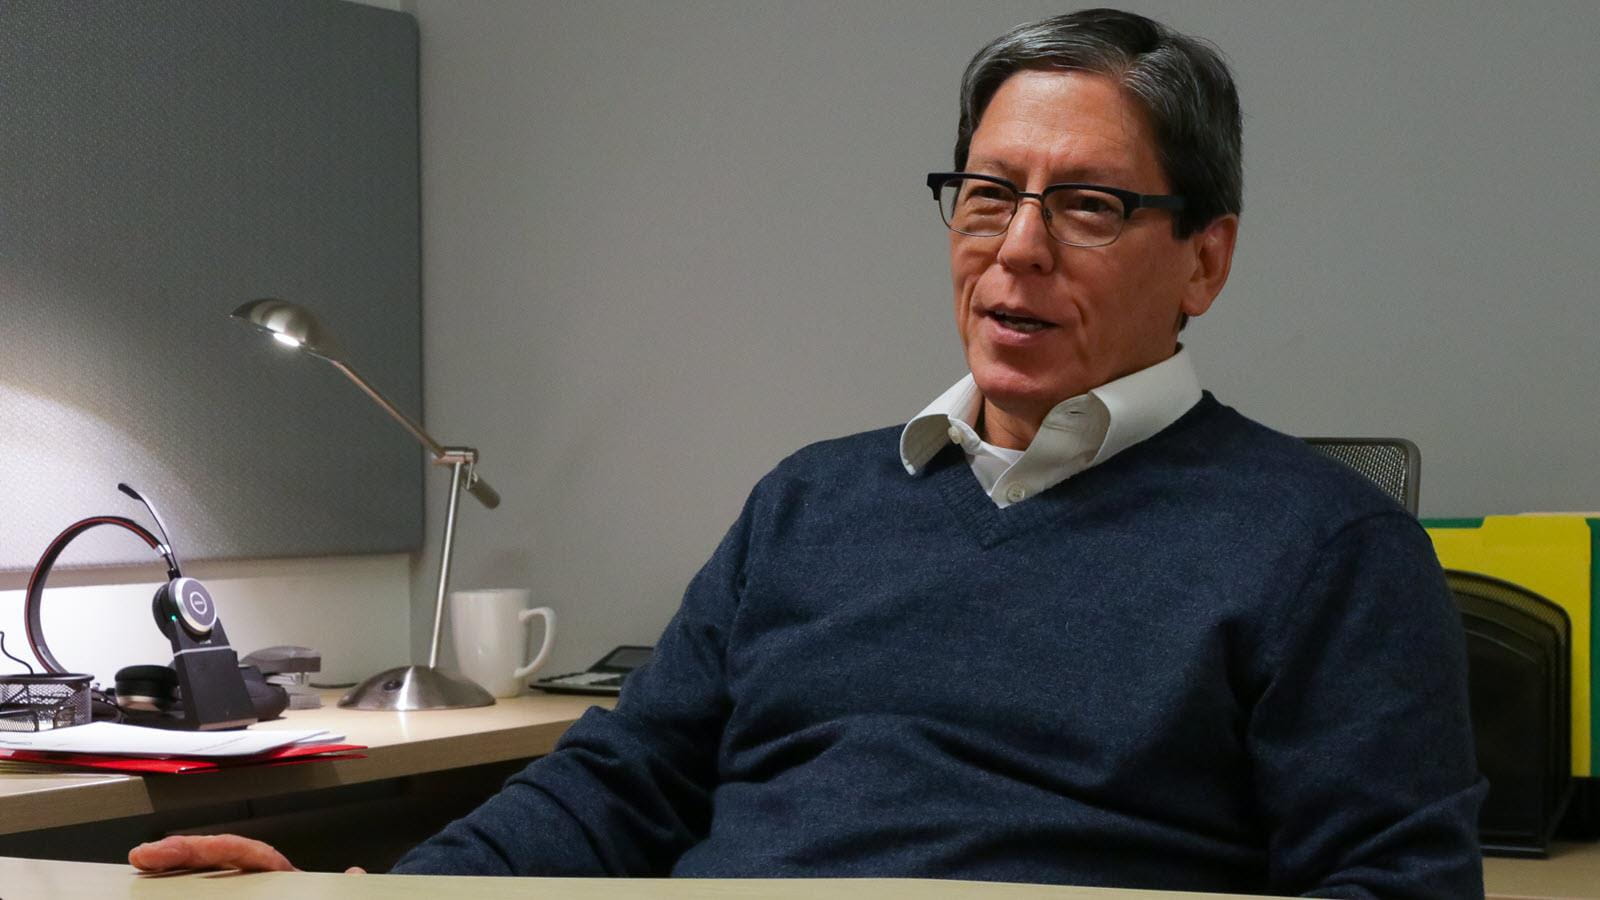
[937,178,1126,247]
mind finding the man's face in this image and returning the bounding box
[950,70,1234,444]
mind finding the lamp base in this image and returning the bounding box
[337,664,495,711]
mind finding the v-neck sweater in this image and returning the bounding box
[394,394,1485,898]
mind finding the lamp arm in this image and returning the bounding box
[327,359,448,458]
[436,448,501,510]
[325,359,501,509]
[463,471,501,509]
[427,459,466,669]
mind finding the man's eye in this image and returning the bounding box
[1061,193,1114,214]
[964,185,1011,204]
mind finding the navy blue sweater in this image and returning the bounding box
[393,395,1484,897]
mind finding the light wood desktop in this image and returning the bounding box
[0,689,608,836]
[0,855,1284,900]
[4,853,1598,900]
[1,691,1596,898]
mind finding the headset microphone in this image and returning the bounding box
[116,483,182,577]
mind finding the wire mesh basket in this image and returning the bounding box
[0,672,93,732]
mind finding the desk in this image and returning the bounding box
[1485,842,1600,898]
[0,690,608,852]
[2,694,1597,897]
[1,856,1596,900]
[0,856,1279,900]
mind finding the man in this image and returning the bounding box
[132,9,1485,896]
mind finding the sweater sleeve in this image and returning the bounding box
[1249,512,1487,899]
[388,497,751,876]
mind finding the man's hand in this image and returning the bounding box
[128,834,367,874]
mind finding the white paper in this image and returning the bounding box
[0,722,345,758]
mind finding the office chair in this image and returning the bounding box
[1301,437,1421,515]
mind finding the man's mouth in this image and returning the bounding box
[988,310,1054,333]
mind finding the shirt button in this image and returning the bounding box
[947,425,964,445]
[1004,483,1027,503]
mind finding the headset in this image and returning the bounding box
[22,484,284,730]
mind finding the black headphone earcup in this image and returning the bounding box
[152,584,178,640]
[115,664,178,713]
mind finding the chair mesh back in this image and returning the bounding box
[1302,437,1421,514]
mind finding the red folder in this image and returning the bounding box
[0,743,366,774]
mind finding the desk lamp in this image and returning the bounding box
[230,299,500,711]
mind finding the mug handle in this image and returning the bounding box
[513,607,557,679]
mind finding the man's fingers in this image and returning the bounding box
[345,866,367,874]
[129,834,298,872]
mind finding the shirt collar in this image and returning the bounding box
[1089,346,1201,467]
[899,377,983,474]
[899,347,1202,479]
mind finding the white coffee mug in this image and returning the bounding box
[449,588,556,698]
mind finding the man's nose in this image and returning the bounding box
[997,198,1056,273]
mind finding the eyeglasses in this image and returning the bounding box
[925,172,1185,248]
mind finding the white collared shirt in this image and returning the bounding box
[898,348,1202,508]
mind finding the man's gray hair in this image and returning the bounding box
[955,8,1242,236]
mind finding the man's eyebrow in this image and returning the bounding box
[963,159,1042,184]
[964,158,1138,187]
[963,158,1020,179]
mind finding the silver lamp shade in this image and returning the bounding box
[231,298,345,361]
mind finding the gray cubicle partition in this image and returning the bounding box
[0,0,423,570]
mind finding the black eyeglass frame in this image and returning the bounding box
[925,172,1186,246]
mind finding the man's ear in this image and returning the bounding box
[1179,214,1239,319]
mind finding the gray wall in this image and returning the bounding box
[0,0,423,572]
[403,1,1600,674]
